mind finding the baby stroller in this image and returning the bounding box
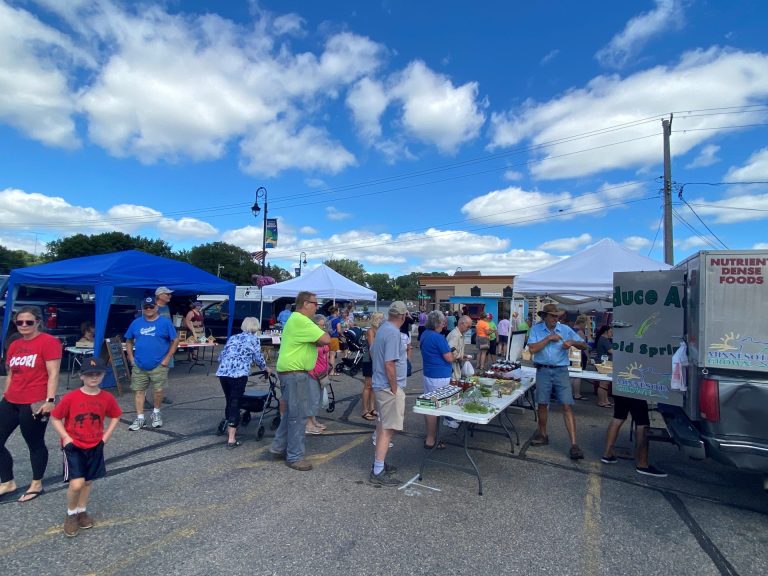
[216,370,280,441]
[335,327,367,377]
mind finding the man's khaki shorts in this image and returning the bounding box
[130,364,168,392]
[374,387,405,431]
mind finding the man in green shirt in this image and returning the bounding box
[487,313,498,365]
[269,291,330,471]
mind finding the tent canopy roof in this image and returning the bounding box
[514,238,671,299]
[262,264,376,301]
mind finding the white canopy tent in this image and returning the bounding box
[262,264,377,301]
[514,238,671,301]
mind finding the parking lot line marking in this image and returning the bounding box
[308,434,368,465]
[583,462,603,576]
[399,474,442,492]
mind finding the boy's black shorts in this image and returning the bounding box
[63,441,106,482]
[612,396,650,427]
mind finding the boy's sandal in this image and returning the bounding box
[361,411,376,421]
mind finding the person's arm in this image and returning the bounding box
[125,338,135,365]
[40,358,61,414]
[316,331,331,346]
[184,311,196,334]
[443,350,455,363]
[527,331,561,354]
[102,415,120,444]
[563,327,588,351]
[384,360,398,394]
[51,416,73,447]
[3,366,12,395]
[250,337,269,371]
[162,337,179,366]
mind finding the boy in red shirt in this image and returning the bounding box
[51,357,122,537]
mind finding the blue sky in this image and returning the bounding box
[1,0,767,277]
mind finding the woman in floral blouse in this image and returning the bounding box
[215,317,269,448]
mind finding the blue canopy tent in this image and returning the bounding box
[1,250,236,353]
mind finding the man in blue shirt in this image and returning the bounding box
[277,304,292,325]
[125,296,178,431]
[527,303,588,460]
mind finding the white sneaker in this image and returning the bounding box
[151,411,163,428]
[128,417,146,431]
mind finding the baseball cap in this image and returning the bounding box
[81,356,108,374]
[155,286,174,296]
[388,301,408,315]
[142,296,157,308]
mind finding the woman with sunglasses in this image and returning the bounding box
[0,306,62,502]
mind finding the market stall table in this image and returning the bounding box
[176,342,218,373]
[414,372,536,495]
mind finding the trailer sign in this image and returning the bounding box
[710,256,766,285]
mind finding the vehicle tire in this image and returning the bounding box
[271,415,281,430]
[257,425,265,440]
[241,411,252,426]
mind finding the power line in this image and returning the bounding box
[675,184,729,249]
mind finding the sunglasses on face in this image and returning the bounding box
[307,301,318,306]
[15,319,36,326]
[143,305,156,310]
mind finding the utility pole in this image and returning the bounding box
[662,114,674,265]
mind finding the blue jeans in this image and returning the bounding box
[270,372,314,463]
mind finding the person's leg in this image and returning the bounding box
[537,404,549,435]
[18,405,48,494]
[0,400,20,492]
[362,376,374,416]
[226,376,247,444]
[597,384,611,406]
[602,418,625,458]
[281,374,308,463]
[424,415,438,446]
[134,390,145,417]
[635,425,650,468]
[375,427,394,463]
[571,377,583,399]
[270,384,289,454]
[562,405,578,445]
[66,477,85,511]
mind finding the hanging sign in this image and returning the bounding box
[265,219,278,248]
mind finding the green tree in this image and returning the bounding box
[0,245,33,273]
[394,272,420,301]
[43,232,173,261]
[187,242,290,284]
[365,272,396,300]
[324,258,367,285]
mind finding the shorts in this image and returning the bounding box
[130,364,168,392]
[361,361,373,378]
[374,387,405,431]
[423,376,450,394]
[489,340,497,355]
[613,395,650,426]
[63,442,106,482]
[534,366,573,405]
[498,335,509,344]
[329,338,340,352]
[477,337,490,350]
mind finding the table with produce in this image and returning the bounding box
[413,363,537,495]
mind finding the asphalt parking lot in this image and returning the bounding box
[1,347,767,576]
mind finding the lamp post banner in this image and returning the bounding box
[265,218,278,248]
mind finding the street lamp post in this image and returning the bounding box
[251,186,268,327]
[297,251,307,276]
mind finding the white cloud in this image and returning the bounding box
[503,170,523,181]
[538,234,592,252]
[596,0,685,69]
[239,120,356,177]
[418,249,565,276]
[299,226,318,235]
[489,49,768,180]
[325,206,352,221]
[623,236,652,251]
[724,147,768,182]
[753,242,768,249]
[541,49,559,65]
[346,77,390,141]
[686,144,721,169]
[304,178,327,189]
[389,60,485,153]
[461,181,646,226]
[688,193,768,224]
[675,236,712,251]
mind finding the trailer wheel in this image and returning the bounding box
[241,411,252,426]
[271,415,281,430]
[257,425,265,440]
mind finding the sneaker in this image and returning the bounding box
[369,468,400,487]
[530,431,549,446]
[636,464,667,478]
[63,514,79,537]
[569,444,585,460]
[305,426,323,435]
[77,511,94,529]
[600,455,618,464]
[151,411,163,428]
[128,417,146,431]
[383,462,398,474]
[286,460,313,471]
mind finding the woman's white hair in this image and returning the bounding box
[240,317,261,333]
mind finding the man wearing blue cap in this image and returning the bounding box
[124,296,178,430]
